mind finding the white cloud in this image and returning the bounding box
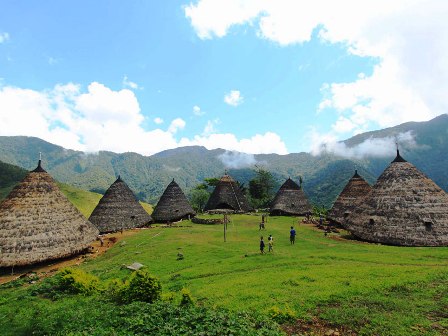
[168,118,186,134]
[309,127,418,159]
[0,82,289,155]
[185,0,448,135]
[202,118,220,135]
[218,151,257,169]
[224,90,243,106]
[0,32,9,43]
[193,105,205,116]
[180,131,288,154]
[122,75,140,90]
[154,117,164,124]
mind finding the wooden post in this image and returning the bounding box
[223,214,227,242]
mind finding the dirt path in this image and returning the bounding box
[0,229,142,285]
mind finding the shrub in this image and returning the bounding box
[179,288,194,307]
[161,291,176,302]
[267,305,296,323]
[117,270,162,304]
[56,268,102,295]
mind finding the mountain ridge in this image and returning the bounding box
[0,114,447,207]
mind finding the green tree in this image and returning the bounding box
[248,166,275,209]
[190,188,210,213]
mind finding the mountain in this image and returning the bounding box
[0,114,447,208]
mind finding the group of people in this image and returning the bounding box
[259,226,297,254]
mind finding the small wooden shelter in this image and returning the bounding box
[327,170,372,225]
[89,176,152,233]
[204,173,251,213]
[344,150,448,246]
[270,177,312,216]
[0,160,99,267]
[151,179,196,223]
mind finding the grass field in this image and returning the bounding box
[1,214,447,335]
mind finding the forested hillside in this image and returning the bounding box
[0,114,446,208]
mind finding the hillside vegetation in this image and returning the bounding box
[0,215,447,335]
[0,114,447,208]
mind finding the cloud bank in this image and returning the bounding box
[310,130,418,159]
[185,0,448,137]
[0,82,288,156]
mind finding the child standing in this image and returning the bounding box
[260,236,265,254]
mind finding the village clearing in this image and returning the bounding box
[1,215,447,335]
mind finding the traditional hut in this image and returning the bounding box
[89,176,152,233]
[151,179,196,223]
[327,170,372,225]
[270,177,312,216]
[344,150,448,246]
[0,160,99,267]
[204,173,251,212]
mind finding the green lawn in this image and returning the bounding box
[1,214,447,335]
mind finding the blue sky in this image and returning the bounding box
[0,1,446,156]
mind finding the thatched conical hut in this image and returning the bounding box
[0,160,99,267]
[151,179,196,223]
[327,170,372,225]
[270,178,312,216]
[344,150,448,246]
[89,176,152,233]
[204,173,251,212]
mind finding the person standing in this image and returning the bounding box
[260,236,265,254]
[268,234,274,252]
[290,226,296,245]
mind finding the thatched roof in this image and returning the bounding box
[344,150,448,246]
[0,160,99,267]
[151,179,196,223]
[204,174,251,212]
[270,178,312,216]
[327,170,372,225]
[89,176,152,233]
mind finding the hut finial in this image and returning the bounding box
[32,152,46,172]
[392,142,407,163]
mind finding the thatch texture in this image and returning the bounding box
[0,161,99,267]
[270,178,312,216]
[344,151,448,246]
[327,170,372,225]
[89,176,152,233]
[151,179,196,223]
[204,174,251,212]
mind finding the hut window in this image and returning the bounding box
[343,212,349,218]
[369,219,375,225]
[424,221,432,231]
[131,215,136,219]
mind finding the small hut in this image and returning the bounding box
[151,179,196,223]
[327,170,372,225]
[89,176,152,233]
[204,173,251,212]
[270,177,312,216]
[0,160,99,267]
[344,150,448,246]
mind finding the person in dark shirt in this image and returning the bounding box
[290,226,296,245]
[260,236,265,254]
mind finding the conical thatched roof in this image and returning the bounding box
[204,174,251,212]
[89,176,152,233]
[270,178,312,216]
[327,170,372,225]
[151,179,196,223]
[344,150,448,246]
[0,160,99,267]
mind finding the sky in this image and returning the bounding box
[0,0,447,157]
